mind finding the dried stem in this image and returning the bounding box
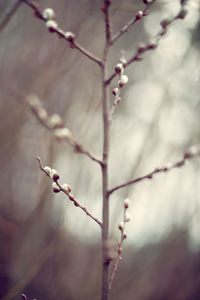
[22,0,102,66]
[108,147,200,195]
[36,157,102,227]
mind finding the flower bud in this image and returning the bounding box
[48,114,63,128]
[52,182,60,193]
[50,168,59,179]
[118,221,124,231]
[54,128,72,141]
[27,94,41,109]
[44,166,51,175]
[43,8,55,20]
[64,32,75,42]
[46,20,58,32]
[38,108,48,120]
[115,63,123,74]
[62,183,72,194]
[136,11,143,20]
[112,88,119,96]
[124,198,130,209]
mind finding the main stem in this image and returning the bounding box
[101,45,111,300]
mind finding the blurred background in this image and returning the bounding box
[0,0,200,299]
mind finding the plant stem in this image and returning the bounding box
[101,41,111,300]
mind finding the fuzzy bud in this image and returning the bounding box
[38,108,48,120]
[112,88,119,96]
[64,32,75,42]
[118,221,124,231]
[46,20,58,32]
[124,198,130,209]
[44,166,51,175]
[48,114,63,128]
[50,169,59,179]
[54,128,72,141]
[43,8,55,20]
[118,75,128,88]
[62,183,72,194]
[136,11,143,20]
[52,182,60,193]
[115,63,124,74]
[27,94,41,109]
[119,57,127,67]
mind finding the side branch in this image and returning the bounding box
[22,0,102,66]
[10,89,103,166]
[105,3,188,86]
[111,0,156,45]
[36,157,102,227]
[108,147,200,195]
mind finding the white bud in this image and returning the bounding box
[62,183,72,194]
[119,57,127,66]
[46,20,58,30]
[43,8,55,20]
[64,32,75,42]
[50,168,58,179]
[52,182,60,193]
[54,128,72,141]
[38,108,48,120]
[124,198,130,209]
[120,74,128,84]
[27,94,41,109]
[115,63,124,74]
[118,221,124,231]
[48,114,63,128]
[44,166,51,175]
[112,88,119,96]
[125,212,131,222]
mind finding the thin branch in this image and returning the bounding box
[9,88,103,166]
[101,0,112,44]
[0,0,22,34]
[111,0,156,45]
[22,0,102,66]
[36,157,102,227]
[108,147,200,195]
[109,199,130,290]
[105,4,188,85]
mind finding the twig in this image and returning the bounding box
[9,88,103,166]
[111,0,156,45]
[109,199,130,290]
[36,157,102,227]
[105,3,188,85]
[0,0,22,34]
[108,146,200,195]
[22,0,102,66]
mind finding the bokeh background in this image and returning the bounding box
[0,0,200,299]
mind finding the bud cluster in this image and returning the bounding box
[43,165,72,194]
[27,94,73,143]
[112,54,129,106]
[117,198,131,256]
[42,8,75,41]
